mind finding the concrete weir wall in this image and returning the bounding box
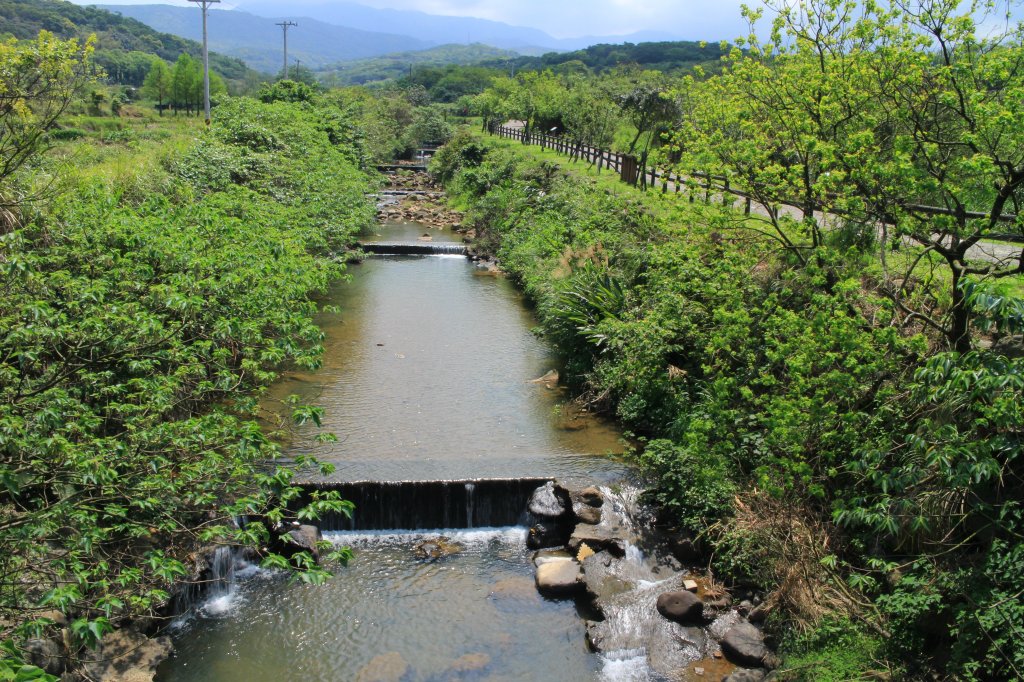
[299,478,552,530]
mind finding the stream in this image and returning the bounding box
[156,221,639,681]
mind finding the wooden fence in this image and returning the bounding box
[490,123,1022,232]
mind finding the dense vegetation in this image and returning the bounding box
[484,40,727,77]
[0,0,259,88]
[316,43,516,91]
[436,0,1024,677]
[0,34,374,678]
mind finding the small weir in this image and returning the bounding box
[359,241,468,256]
[300,477,552,530]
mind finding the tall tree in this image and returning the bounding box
[0,32,95,231]
[141,56,172,115]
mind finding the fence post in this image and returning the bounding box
[705,174,711,203]
[745,197,752,215]
[723,179,731,206]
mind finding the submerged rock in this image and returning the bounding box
[447,652,491,673]
[723,669,767,682]
[413,536,463,561]
[356,652,410,682]
[535,557,583,597]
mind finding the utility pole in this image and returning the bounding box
[276,21,297,79]
[294,58,301,80]
[187,0,220,125]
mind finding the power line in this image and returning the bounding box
[187,0,220,125]
[276,21,298,80]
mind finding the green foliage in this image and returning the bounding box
[780,618,886,681]
[0,96,372,643]
[257,79,317,104]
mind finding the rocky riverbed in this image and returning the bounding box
[374,170,464,229]
[526,481,780,682]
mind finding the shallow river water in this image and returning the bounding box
[157,223,636,681]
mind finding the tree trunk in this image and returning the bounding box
[949,264,972,354]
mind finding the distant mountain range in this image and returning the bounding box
[87,1,690,74]
[97,4,434,73]
[232,0,684,52]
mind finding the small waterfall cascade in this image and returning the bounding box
[464,483,476,529]
[582,486,739,680]
[171,546,260,625]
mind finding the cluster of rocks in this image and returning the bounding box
[21,617,172,682]
[375,171,464,229]
[527,481,778,681]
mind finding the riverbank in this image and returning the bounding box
[1,97,374,679]
[432,129,1024,680]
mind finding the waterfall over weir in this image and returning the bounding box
[359,242,468,256]
[299,477,551,531]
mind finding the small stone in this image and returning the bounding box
[683,579,699,592]
[656,590,704,624]
[694,667,704,676]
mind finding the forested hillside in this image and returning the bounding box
[0,0,259,86]
[487,40,727,75]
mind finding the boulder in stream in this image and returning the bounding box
[528,481,570,519]
[657,590,705,624]
[413,536,463,561]
[535,557,583,597]
[286,524,322,560]
[569,523,626,558]
[720,622,770,668]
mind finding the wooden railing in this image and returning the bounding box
[489,123,1022,234]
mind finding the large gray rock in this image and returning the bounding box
[79,629,173,682]
[535,557,583,597]
[656,590,704,624]
[286,524,322,560]
[720,622,769,668]
[24,638,64,676]
[529,481,569,519]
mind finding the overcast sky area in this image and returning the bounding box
[85,0,754,40]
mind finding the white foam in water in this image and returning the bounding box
[600,649,653,681]
[199,592,240,617]
[324,526,528,548]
